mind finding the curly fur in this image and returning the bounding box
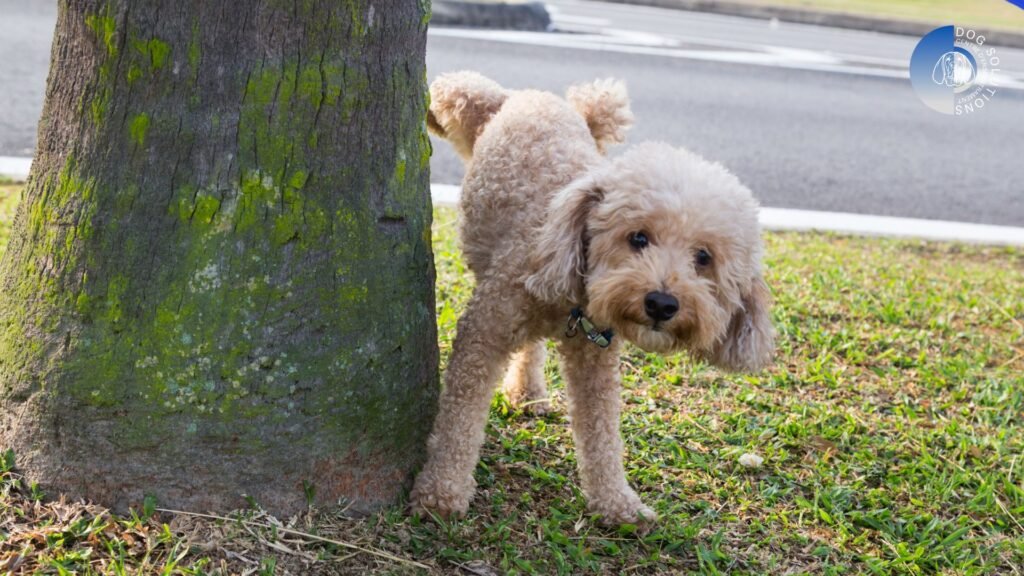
[412,72,774,525]
[566,78,633,153]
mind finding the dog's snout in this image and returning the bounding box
[644,291,679,322]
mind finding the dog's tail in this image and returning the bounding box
[426,71,508,161]
[566,78,633,154]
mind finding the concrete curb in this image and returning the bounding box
[0,157,31,182]
[432,0,552,31]
[597,0,1024,49]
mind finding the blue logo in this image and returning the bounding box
[910,26,1001,115]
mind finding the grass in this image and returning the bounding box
[0,184,20,252]
[728,0,1024,32]
[2,201,1023,574]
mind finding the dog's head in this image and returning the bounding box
[525,142,774,372]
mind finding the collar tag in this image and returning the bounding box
[565,307,614,348]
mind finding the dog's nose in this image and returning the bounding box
[644,291,679,322]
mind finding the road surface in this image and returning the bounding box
[1,0,1022,224]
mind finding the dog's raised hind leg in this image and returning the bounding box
[502,340,551,414]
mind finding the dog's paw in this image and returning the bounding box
[588,492,658,527]
[409,475,472,521]
[409,497,466,521]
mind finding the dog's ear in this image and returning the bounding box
[707,273,775,372]
[525,176,604,305]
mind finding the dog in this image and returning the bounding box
[411,71,774,525]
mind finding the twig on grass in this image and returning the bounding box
[981,294,1024,334]
[997,350,1023,370]
[156,507,430,570]
[681,414,715,437]
[241,522,318,562]
[520,397,555,410]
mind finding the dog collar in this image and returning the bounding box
[565,307,614,348]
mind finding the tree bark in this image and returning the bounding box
[0,0,438,516]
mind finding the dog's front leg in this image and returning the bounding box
[411,293,518,519]
[558,338,656,525]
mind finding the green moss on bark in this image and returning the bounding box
[129,114,149,146]
[188,20,201,73]
[85,12,117,57]
[38,51,434,451]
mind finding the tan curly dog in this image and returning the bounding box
[412,71,774,525]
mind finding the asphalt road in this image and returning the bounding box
[2,0,1023,225]
[0,0,55,157]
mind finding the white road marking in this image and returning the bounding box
[431,27,901,77]
[430,184,1024,246]
[546,10,612,28]
[429,27,1024,89]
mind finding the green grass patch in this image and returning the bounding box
[1,206,1023,574]
[0,185,22,256]
[730,0,1024,32]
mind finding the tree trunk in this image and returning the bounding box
[0,0,438,516]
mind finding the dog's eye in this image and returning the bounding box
[695,248,712,267]
[628,231,649,250]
